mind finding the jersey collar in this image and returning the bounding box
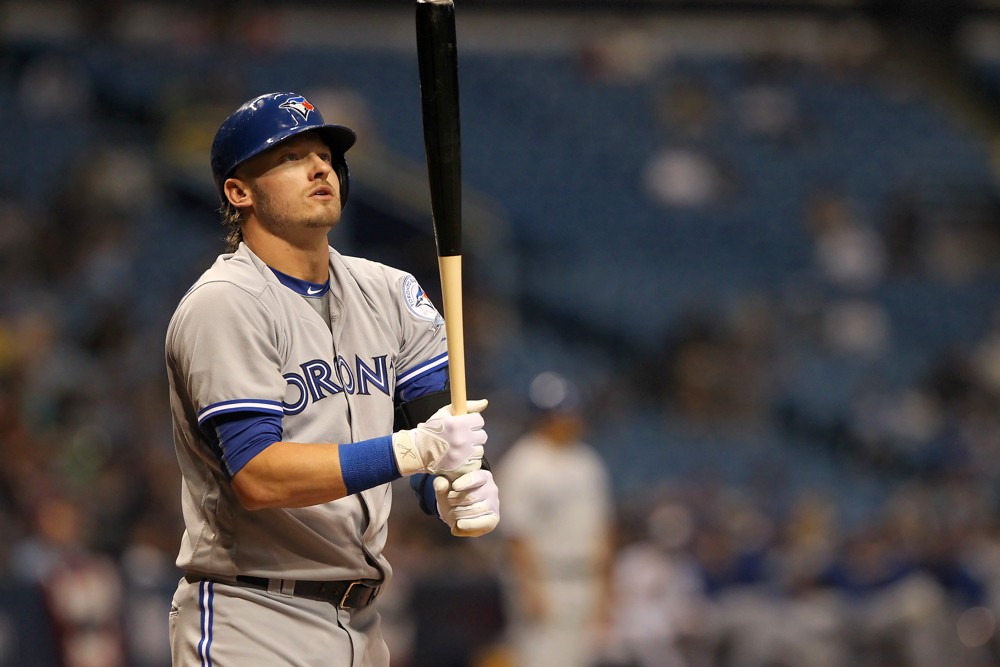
[269,266,330,297]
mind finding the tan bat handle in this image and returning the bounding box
[438,255,467,416]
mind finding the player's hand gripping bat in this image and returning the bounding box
[416,0,468,423]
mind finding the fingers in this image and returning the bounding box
[432,474,452,521]
[429,399,488,421]
[432,417,486,475]
[465,399,489,414]
[446,412,486,439]
[432,399,489,418]
[434,475,458,529]
[437,445,483,478]
[429,411,485,448]
[437,470,500,537]
[451,468,491,493]
[454,513,499,537]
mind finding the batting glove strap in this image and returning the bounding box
[433,469,500,538]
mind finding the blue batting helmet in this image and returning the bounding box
[210,92,357,208]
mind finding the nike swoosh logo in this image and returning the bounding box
[306,286,322,295]
[423,421,445,434]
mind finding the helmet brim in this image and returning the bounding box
[229,123,357,181]
[313,124,357,156]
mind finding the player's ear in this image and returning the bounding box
[224,178,252,209]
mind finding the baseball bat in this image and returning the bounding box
[416,0,467,417]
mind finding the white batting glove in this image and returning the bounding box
[433,469,500,537]
[392,400,488,477]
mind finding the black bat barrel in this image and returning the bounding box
[416,0,462,258]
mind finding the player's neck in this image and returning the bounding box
[244,228,330,283]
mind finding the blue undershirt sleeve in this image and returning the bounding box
[205,411,284,480]
[395,365,449,403]
[409,473,439,517]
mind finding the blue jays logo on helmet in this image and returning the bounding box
[279,96,316,122]
[210,91,357,208]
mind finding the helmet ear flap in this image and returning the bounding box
[334,158,350,210]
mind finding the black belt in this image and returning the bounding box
[188,574,381,609]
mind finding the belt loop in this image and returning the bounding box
[267,578,295,597]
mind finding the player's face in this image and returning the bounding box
[241,132,342,236]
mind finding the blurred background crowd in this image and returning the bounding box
[3,0,1000,665]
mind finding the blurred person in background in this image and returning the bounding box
[599,498,710,667]
[818,518,954,667]
[495,372,616,667]
[11,493,126,667]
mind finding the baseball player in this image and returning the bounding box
[164,91,500,667]
[496,372,615,667]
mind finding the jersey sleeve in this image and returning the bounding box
[167,281,288,427]
[385,269,450,402]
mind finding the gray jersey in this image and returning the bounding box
[165,243,447,582]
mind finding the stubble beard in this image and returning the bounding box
[251,183,340,238]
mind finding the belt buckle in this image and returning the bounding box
[339,581,380,609]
